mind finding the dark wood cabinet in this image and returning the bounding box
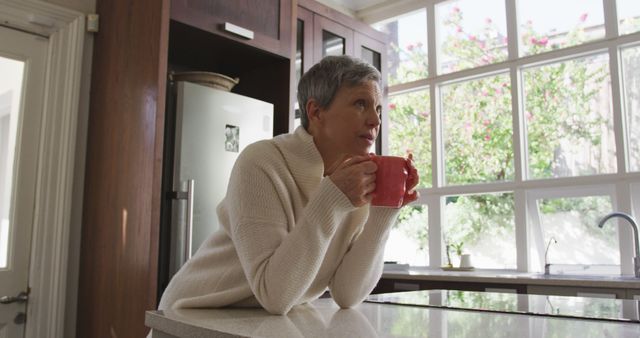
[298,0,387,68]
[295,0,388,150]
[313,14,353,60]
[171,0,292,58]
[354,31,385,76]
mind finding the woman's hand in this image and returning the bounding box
[402,153,420,207]
[328,155,377,207]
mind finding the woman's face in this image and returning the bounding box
[310,80,382,160]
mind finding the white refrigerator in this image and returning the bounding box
[165,81,274,278]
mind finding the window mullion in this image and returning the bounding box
[615,182,634,275]
[427,194,443,268]
[515,189,529,271]
[505,0,519,59]
[609,46,628,175]
[603,0,619,38]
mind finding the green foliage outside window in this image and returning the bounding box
[388,8,639,265]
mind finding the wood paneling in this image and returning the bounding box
[171,0,293,58]
[167,21,292,136]
[77,0,169,336]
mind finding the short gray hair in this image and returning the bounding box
[297,55,381,129]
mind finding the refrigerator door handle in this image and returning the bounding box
[185,179,195,262]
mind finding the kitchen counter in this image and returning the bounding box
[382,266,640,289]
[146,295,640,337]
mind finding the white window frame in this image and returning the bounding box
[373,0,640,274]
[526,184,617,273]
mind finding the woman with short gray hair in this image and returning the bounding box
[156,55,419,317]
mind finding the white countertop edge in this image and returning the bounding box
[146,311,246,338]
[381,268,640,288]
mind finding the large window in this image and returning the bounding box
[374,0,640,274]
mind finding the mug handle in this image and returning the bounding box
[402,158,419,205]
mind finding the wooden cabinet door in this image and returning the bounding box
[171,0,292,58]
[296,6,314,82]
[354,31,386,78]
[354,31,386,154]
[313,14,353,62]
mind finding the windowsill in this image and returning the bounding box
[381,265,640,288]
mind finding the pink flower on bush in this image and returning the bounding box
[484,134,491,141]
[456,26,463,33]
[485,18,492,24]
[469,34,477,41]
[538,37,549,46]
[530,37,538,45]
[464,122,472,131]
[483,119,491,126]
[579,13,588,22]
[525,111,533,121]
[420,111,429,118]
[389,103,397,110]
[453,6,460,13]
[407,44,414,51]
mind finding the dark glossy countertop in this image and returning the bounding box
[366,289,640,323]
[147,295,640,338]
[382,266,640,289]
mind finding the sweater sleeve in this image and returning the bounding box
[328,206,400,308]
[226,146,355,315]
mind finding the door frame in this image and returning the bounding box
[0,1,84,337]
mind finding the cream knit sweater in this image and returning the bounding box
[158,126,400,315]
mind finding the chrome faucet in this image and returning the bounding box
[544,237,557,275]
[598,212,640,278]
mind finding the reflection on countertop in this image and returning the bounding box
[146,296,640,338]
[366,289,640,323]
[382,266,640,288]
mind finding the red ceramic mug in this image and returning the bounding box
[371,155,410,208]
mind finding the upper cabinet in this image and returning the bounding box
[297,0,386,73]
[295,0,388,151]
[171,0,293,58]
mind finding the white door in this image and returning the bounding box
[0,26,47,337]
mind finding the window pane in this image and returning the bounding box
[441,73,513,185]
[388,89,431,188]
[374,9,428,85]
[518,0,605,55]
[444,192,516,269]
[523,54,616,179]
[621,45,640,172]
[384,205,429,266]
[618,0,640,35]
[537,196,617,273]
[0,56,24,268]
[518,0,605,56]
[436,0,508,74]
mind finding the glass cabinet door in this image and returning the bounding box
[354,31,385,74]
[314,15,353,61]
[354,32,386,154]
[294,6,314,129]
